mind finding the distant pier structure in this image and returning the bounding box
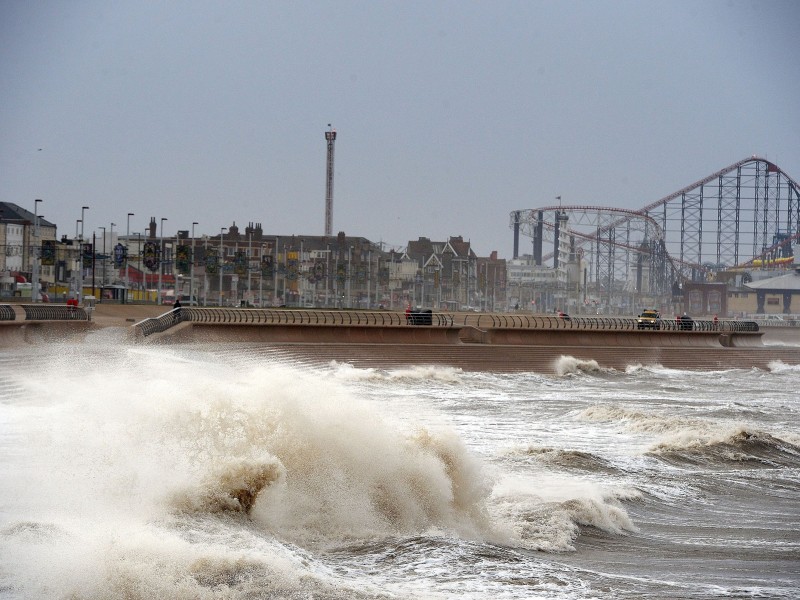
[324,125,337,236]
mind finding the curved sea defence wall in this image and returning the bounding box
[3,305,797,373]
[130,308,798,373]
[166,322,760,348]
[134,308,764,349]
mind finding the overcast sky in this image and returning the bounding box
[2,0,798,257]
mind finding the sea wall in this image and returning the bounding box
[146,321,764,348]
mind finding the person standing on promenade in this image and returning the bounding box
[173,297,182,323]
[67,296,78,318]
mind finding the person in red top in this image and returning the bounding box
[66,296,78,318]
[405,304,412,324]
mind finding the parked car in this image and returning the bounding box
[637,309,661,330]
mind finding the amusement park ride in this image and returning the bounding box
[510,156,800,309]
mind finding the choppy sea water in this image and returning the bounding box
[1,332,798,599]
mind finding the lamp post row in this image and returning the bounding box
[32,203,406,309]
[30,203,289,307]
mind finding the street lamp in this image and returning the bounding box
[30,199,42,303]
[159,218,167,305]
[347,246,353,308]
[247,231,252,306]
[190,221,198,305]
[78,206,89,303]
[99,226,107,289]
[125,213,134,303]
[81,207,88,238]
[219,227,227,306]
[109,223,115,293]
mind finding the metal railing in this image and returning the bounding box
[457,313,759,333]
[151,308,453,328]
[132,307,759,339]
[134,308,457,338]
[750,318,800,328]
[135,309,184,338]
[21,304,89,321]
[0,304,88,321]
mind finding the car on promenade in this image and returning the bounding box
[637,309,661,330]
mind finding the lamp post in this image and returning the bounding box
[326,243,330,308]
[125,213,134,303]
[159,218,167,305]
[75,220,81,299]
[78,206,89,303]
[219,227,227,306]
[135,232,142,297]
[274,237,279,306]
[259,242,264,307]
[202,235,208,306]
[29,199,42,302]
[247,231,252,306]
[99,226,107,289]
[347,246,353,308]
[190,221,198,305]
[30,199,42,303]
[110,222,116,291]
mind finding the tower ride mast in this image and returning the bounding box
[324,125,337,236]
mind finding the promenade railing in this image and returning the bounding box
[135,308,456,338]
[21,304,89,321]
[454,313,759,333]
[0,303,88,322]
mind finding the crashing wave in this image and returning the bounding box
[553,355,612,376]
[172,457,286,514]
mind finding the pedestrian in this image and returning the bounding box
[173,297,182,323]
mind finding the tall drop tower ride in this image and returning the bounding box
[324,124,337,236]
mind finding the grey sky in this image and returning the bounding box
[2,0,798,257]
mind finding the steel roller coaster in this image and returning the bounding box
[510,156,800,305]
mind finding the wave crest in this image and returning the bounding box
[649,427,800,467]
[510,445,619,474]
[490,476,640,552]
[330,362,464,383]
[172,457,286,514]
[553,356,610,376]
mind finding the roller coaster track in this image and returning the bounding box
[510,156,800,302]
